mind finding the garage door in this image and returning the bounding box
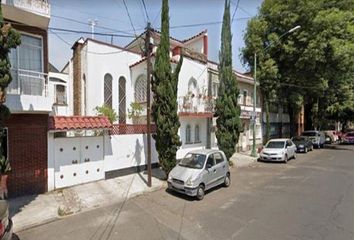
[54,136,104,189]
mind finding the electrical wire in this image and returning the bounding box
[50,27,135,38]
[122,0,137,36]
[232,0,241,23]
[141,0,150,23]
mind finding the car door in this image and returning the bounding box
[213,152,227,186]
[204,154,216,190]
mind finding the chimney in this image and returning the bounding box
[71,38,84,116]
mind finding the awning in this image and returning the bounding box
[48,116,112,131]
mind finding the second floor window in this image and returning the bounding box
[55,85,66,105]
[8,33,43,96]
[243,90,248,106]
[135,75,147,103]
[104,73,113,108]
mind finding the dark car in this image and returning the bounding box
[291,136,313,153]
[0,200,12,240]
[342,132,354,144]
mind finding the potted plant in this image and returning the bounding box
[128,102,143,124]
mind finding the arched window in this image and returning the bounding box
[135,75,147,103]
[185,125,191,144]
[104,73,113,108]
[188,78,198,95]
[119,76,126,123]
[195,124,200,143]
[83,74,87,115]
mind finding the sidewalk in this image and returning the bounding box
[230,150,259,168]
[9,168,167,233]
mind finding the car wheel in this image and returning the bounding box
[224,173,231,187]
[304,147,308,153]
[284,155,288,164]
[196,184,205,200]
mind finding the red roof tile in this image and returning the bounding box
[182,30,207,43]
[49,116,112,131]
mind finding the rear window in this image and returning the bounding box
[265,141,285,149]
[302,132,318,137]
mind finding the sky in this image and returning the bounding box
[49,0,263,72]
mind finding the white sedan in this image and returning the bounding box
[259,138,297,163]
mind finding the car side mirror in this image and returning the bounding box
[206,163,212,169]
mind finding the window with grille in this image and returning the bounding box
[134,75,147,103]
[104,73,113,108]
[186,125,191,144]
[119,76,126,123]
[195,124,200,143]
[55,85,66,105]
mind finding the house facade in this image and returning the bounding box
[2,0,51,197]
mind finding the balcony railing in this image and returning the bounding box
[8,69,48,96]
[3,0,50,17]
[178,96,214,113]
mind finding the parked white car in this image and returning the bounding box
[260,138,297,163]
[167,149,230,200]
[301,130,326,148]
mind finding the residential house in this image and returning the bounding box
[207,61,263,152]
[2,0,51,197]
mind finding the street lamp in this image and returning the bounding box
[250,25,301,157]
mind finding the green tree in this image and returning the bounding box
[94,105,118,124]
[215,0,242,160]
[243,0,354,135]
[151,0,183,175]
[0,5,21,174]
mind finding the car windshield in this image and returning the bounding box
[265,141,285,149]
[302,132,318,136]
[292,137,306,142]
[179,153,206,169]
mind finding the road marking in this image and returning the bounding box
[231,219,256,239]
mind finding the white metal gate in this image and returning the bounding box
[54,136,104,189]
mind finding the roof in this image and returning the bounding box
[182,30,207,43]
[268,138,289,142]
[129,54,179,68]
[48,116,112,131]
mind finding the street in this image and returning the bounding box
[16,144,354,240]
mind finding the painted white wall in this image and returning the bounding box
[185,38,204,54]
[104,134,159,172]
[84,41,141,119]
[177,118,208,159]
[177,57,208,100]
[47,133,55,191]
[48,72,71,116]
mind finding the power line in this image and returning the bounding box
[232,0,241,23]
[141,0,150,23]
[122,0,137,36]
[50,27,135,38]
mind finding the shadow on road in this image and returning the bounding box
[324,144,354,151]
[165,184,226,201]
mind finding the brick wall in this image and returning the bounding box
[73,41,83,115]
[5,114,48,198]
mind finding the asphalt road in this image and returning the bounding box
[16,144,354,240]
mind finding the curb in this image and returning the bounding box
[14,182,167,233]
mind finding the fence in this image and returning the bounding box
[110,124,156,135]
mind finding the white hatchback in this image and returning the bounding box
[260,138,297,163]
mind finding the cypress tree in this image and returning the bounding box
[151,0,183,175]
[215,0,242,160]
[0,5,21,174]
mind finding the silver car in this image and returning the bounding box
[167,149,230,200]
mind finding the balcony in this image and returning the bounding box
[2,0,50,17]
[6,69,52,113]
[1,0,50,28]
[178,96,214,118]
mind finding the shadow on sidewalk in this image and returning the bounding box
[8,194,38,218]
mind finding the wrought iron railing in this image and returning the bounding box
[178,96,214,113]
[8,69,48,96]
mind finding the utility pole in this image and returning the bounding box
[251,52,257,157]
[88,19,98,39]
[145,22,152,187]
